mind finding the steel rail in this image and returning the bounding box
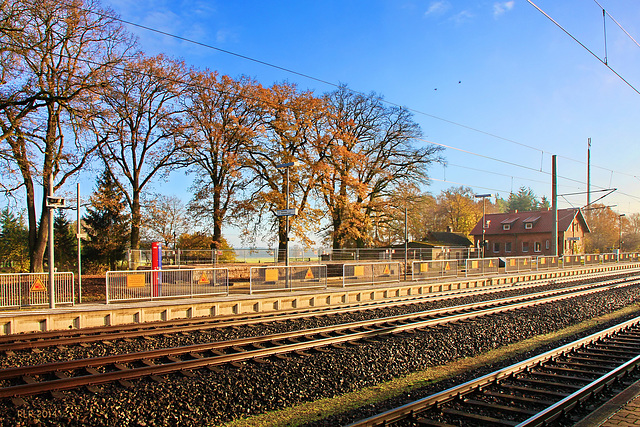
[347,316,640,427]
[1,278,638,400]
[2,273,636,352]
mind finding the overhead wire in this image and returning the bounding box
[65,0,640,181]
[8,1,640,207]
[527,0,640,95]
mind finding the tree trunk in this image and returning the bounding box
[130,191,141,250]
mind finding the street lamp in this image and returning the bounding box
[275,161,300,266]
[474,193,494,258]
[619,213,626,252]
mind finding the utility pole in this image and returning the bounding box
[587,138,591,208]
[552,155,558,257]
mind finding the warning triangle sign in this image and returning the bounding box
[523,259,528,265]
[488,260,494,267]
[383,265,390,275]
[305,268,314,280]
[444,262,450,271]
[198,273,210,285]
[30,278,46,292]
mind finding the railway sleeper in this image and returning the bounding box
[499,383,571,398]
[481,389,556,406]
[440,407,519,426]
[514,376,584,390]
[543,364,608,376]
[462,398,539,415]
[528,369,599,383]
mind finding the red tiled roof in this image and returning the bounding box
[470,208,589,236]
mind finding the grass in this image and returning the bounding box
[221,303,640,427]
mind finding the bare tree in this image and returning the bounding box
[320,87,443,249]
[93,52,190,250]
[0,0,133,271]
[142,194,189,247]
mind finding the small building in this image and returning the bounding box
[469,208,590,257]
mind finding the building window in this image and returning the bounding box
[525,222,533,229]
[522,242,529,252]
[503,224,510,231]
[493,242,500,253]
[505,242,512,253]
[545,240,550,250]
[534,242,541,252]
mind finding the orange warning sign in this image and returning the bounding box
[305,268,314,280]
[30,278,46,292]
[265,268,279,282]
[383,265,390,275]
[420,263,429,272]
[540,257,546,265]
[198,273,210,285]
[523,258,528,265]
[127,274,146,288]
[488,260,494,267]
[444,262,451,271]
[354,266,364,277]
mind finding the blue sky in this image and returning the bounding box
[93,0,640,244]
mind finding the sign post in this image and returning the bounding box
[151,242,162,297]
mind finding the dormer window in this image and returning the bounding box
[523,215,540,230]
[500,217,517,230]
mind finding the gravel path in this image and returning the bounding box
[0,280,639,426]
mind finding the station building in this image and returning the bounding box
[469,208,590,257]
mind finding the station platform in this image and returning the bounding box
[576,379,640,426]
[0,262,637,336]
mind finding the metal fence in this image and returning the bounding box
[536,256,559,270]
[465,258,500,277]
[249,265,327,294]
[342,262,401,287]
[0,272,74,308]
[105,268,228,303]
[411,260,458,281]
[504,256,534,273]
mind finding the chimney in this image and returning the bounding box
[446,225,453,233]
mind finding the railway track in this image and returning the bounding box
[1,276,639,405]
[348,316,640,427]
[1,271,637,352]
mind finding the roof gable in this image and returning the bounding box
[470,208,589,236]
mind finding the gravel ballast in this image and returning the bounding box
[1,281,640,426]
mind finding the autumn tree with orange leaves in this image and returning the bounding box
[241,82,327,255]
[0,0,133,271]
[182,71,264,249]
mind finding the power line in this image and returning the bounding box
[593,0,640,50]
[527,0,640,95]
[67,0,639,179]
[8,2,640,206]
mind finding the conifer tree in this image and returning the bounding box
[83,169,130,272]
[0,208,29,272]
[53,210,77,271]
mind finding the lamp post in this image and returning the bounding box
[474,194,494,258]
[275,161,300,266]
[619,213,626,252]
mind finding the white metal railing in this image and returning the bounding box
[465,257,500,277]
[504,256,534,273]
[411,260,458,281]
[105,268,228,303]
[342,262,401,287]
[249,265,327,294]
[0,272,74,308]
[536,256,559,270]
